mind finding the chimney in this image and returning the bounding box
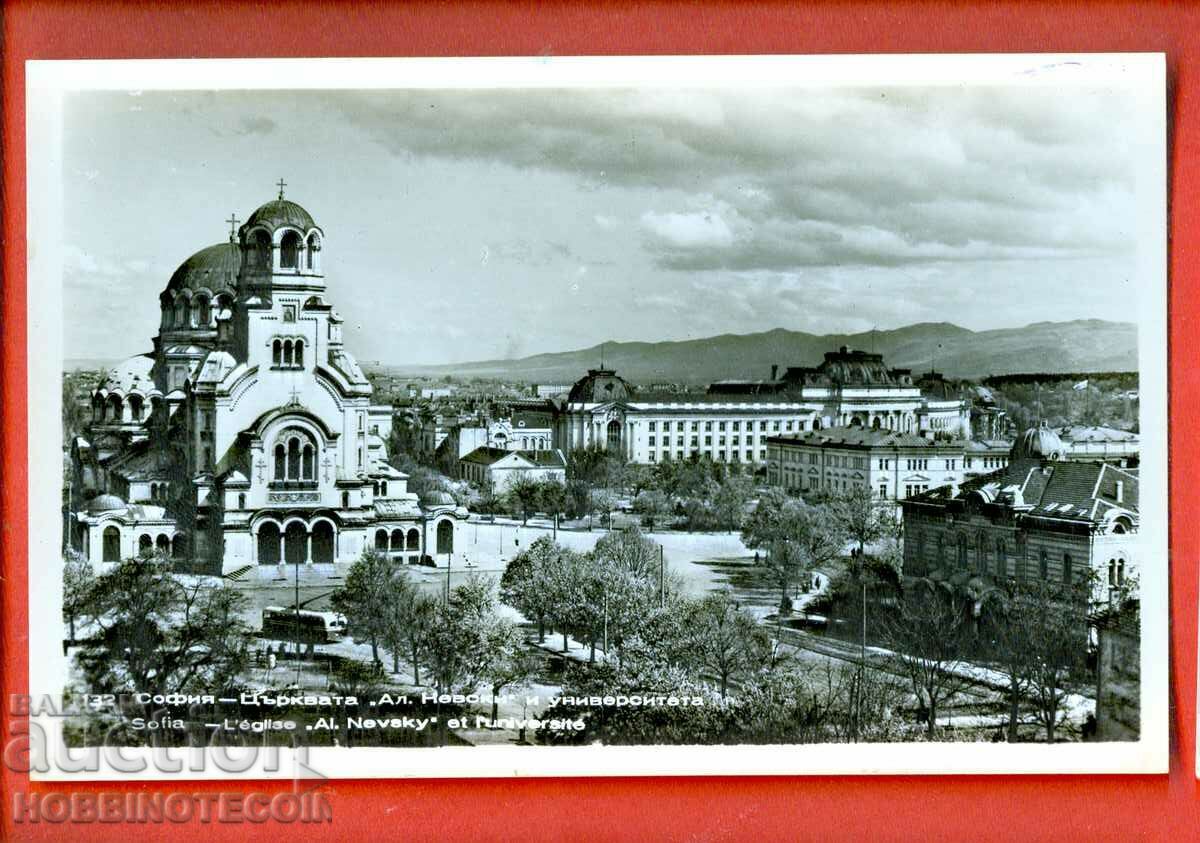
[770,364,779,381]
[1115,480,1124,503]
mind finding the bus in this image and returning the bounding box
[261,607,348,645]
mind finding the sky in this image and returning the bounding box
[62,84,1146,366]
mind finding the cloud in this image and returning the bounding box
[330,86,1137,275]
[640,208,734,249]
[236,116,277,136]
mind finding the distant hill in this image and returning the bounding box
[384,320,1137,384]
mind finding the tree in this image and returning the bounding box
[592,527,660,581]
[880,584,970,738]
[505,474,542,525]
[633,490,673,530]
[500,535,559,642]
[537,479,569,520]
[77,559,251,696]
[377,569,436,682]
[712,473,754,533]
[1013,580,1091,742]
[63,550,94,644]
[831,486,893,561]
[744,492,847,613]
[424,574,521,696]
[681,591,772,698]
[332,550,398,667]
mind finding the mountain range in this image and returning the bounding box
[383,320,1137,384]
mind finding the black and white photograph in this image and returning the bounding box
[27,55,1168,777]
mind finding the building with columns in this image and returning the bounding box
[66,188,469,574]
[550,348,971,466]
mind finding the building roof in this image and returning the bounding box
[517,449,567,468]
[766,426,955,450]
[1059,425,1140,445]
[910,457,1138,524]
[95,354,156,396]
[86,493,126,514]
[460,446,513,466]
[165,242,241,294]
[240,198,317,234]
[568,369,635,403]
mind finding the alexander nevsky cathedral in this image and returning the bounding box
[66,186,468,574]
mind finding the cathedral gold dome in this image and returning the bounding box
[166,242,241,293]
[240,198,317,234]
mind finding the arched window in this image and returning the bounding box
[197,296,211,327]
[436,520,454,554]
[129,395,144,422]
[174,298,186,327]
[280,231,302,269]
[375,529,388,552]
[238,493,246,510]
[162,303,173,328]
[302,444,314,480]
[306,233,320,270]
[108,394,124,422]
[342,491,350,508]
[172,534,186,559]
[294,340,304,367]
[391,529,404,552]
[103,527,122,562]
[272,340,282,366]
[372,481,379,495]
[274,444,286,480]
[283,339,293,367]
[156,534,170,555]
[250,230,271,269]
[407,529,420,551]
[138,534,153,557]
[287,438,301,479]
[607,420,622,449]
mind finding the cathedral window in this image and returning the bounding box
[250,230,271,268]
[306,233,320,270]
[295,340,304,367]
[302,444,314,480]
[287,438,301,478]
[283,340,294,367]
[238,493,246,510]
[174,298,186,327]
[274,444,286,479]
[280,231,302,269]
[381,480,388,496]
[197,295,211,327]
[283,304,296,323]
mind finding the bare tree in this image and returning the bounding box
[881,584,970,738]
[63,550,94,645]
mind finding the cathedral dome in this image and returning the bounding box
[166,242,241,293]
[568,368,634,403]
[1010,425,1066,461]
[86,493,127,514]
[242,198,317,234]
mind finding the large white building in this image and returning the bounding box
[550,348,972,466]
[67,190,469,574]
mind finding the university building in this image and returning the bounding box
[900,426,1139,604]
[66,190,469,574]
[550,347,972,466]
[764,427,994,502]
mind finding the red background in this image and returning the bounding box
[2,2,1197,840]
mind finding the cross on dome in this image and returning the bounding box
[276,178,288,200]
[226,213,240,242]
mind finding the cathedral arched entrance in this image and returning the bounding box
[257,522,281,565]
[284,522,307,565]
[312,520,336,564]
